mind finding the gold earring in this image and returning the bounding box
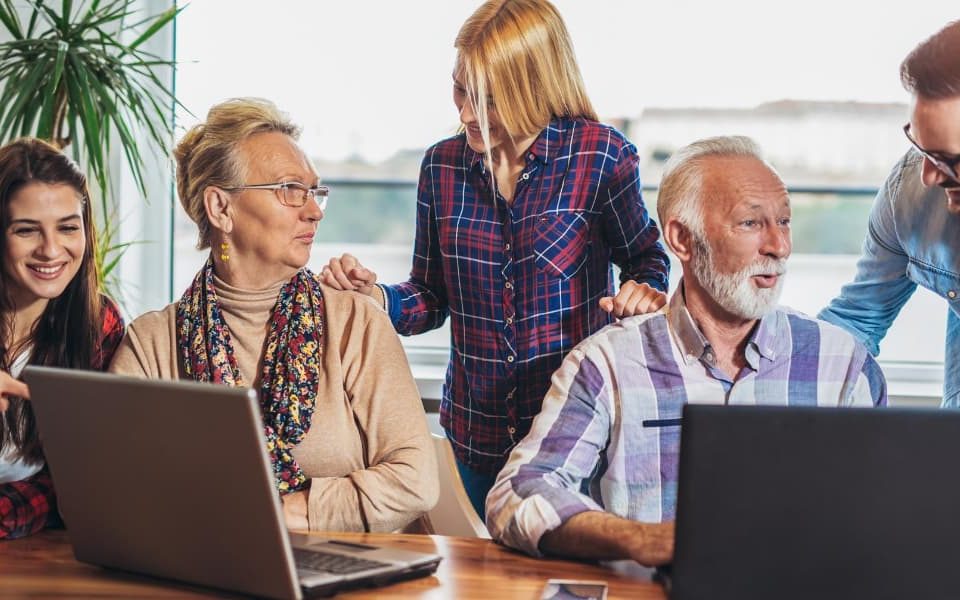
[220,242,230,262]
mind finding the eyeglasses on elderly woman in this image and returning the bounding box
[222,181,330,210]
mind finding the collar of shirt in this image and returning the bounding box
[666,280,785,370]
[464,118,566,174]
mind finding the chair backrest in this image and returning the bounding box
[422,434,490,538]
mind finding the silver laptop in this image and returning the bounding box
[24,366,441,600]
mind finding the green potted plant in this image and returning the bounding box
[0,0,181,292]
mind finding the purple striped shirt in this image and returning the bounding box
[486,286,887,557]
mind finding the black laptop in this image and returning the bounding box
[666,403,960,600]
[25,366,441,600]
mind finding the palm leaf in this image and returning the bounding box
[17,88,45,139]
[0,0,181,298]
[31,1,65,32]
[0,59,49,138]
[24,3,40,37]
[0,0,23,40]
[36,40,69,141]
[64,59,106,185]
[75,0,108,30]
[127,5,181,51]
[100,239,141,281]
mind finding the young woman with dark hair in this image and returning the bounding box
[0,137,124,539]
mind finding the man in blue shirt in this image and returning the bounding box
[819,20,960,406]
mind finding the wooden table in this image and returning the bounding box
[0,530,667,599]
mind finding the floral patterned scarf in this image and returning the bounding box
[176,257,324,494]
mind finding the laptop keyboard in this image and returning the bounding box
[293,548,392,575]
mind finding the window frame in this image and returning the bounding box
[117,0,944,407]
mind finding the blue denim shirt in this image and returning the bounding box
[819,149,960,406]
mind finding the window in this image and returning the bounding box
[168,2,956,388]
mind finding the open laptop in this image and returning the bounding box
[662,403,960,600]
[24,366,441,600]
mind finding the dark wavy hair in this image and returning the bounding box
[901,20,960,99]
[0,138,103,465]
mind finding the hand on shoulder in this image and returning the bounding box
[320,254,379,295]
[599,281,667,318]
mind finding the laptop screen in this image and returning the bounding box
[670,404,960,600]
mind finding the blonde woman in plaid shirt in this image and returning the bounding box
[322,0,669,519]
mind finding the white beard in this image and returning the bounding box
[690,236,786,320]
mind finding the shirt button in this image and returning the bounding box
[949,290,957,299]
[504,243,511,252]
[705,352,714,362]
[508,426,517,435]
[521,172,530,180]
[506,316,514,325]
[505,281,513,290]
[507,355,515,363]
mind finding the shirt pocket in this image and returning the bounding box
[907,260,960,306]
[532,211,590,280]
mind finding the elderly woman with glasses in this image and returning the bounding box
[109,98,438,533]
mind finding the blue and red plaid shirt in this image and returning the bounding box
[0,298,124,540]
[381,117,670,474]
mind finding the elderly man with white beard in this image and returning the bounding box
[484,135,887,567]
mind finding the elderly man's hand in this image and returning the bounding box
[320,253,379,296]
[0,370,30,413]
[599,281,667,318]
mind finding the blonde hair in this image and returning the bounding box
[173,97,301,249]
[455,0,596,154]
[657,135,766,244]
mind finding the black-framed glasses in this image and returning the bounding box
[223,181,330,210]
[903,123,960,181]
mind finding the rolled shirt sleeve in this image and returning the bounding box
[486,347,612,556]
[818,152,919,354]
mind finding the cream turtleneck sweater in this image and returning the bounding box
[109,276,438,533]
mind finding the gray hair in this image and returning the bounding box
[173,97,301,250]
[657,135,765,241]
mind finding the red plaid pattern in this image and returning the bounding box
[382,118,669,474]
[0,467,59,539]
